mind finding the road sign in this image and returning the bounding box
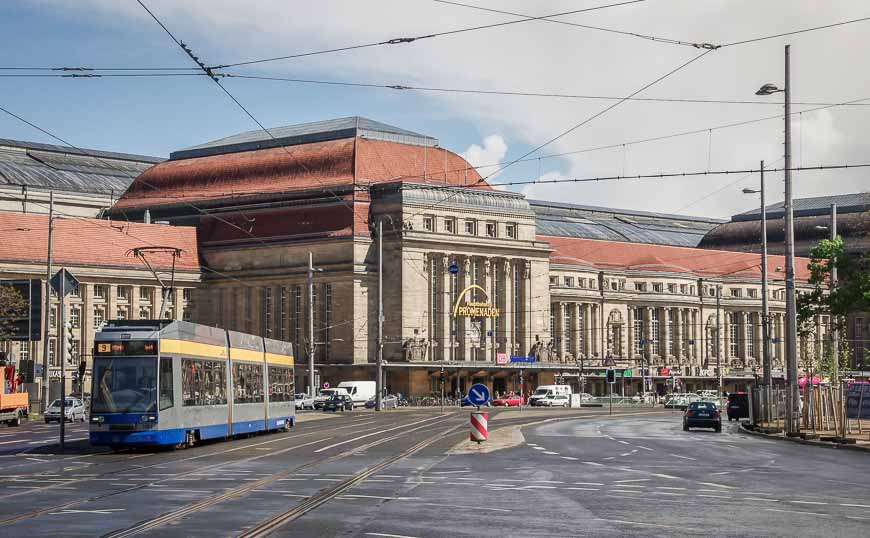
[50,268,79,297]
[470,411,488,443]
[448,262,459,274]
[510,355,535,363]
[496,353,508,365]
[322,382,330,389]
[467,383,490,406]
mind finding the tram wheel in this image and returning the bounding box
[185,430,196,448]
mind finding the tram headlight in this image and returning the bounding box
[91,416,104,424]
[139,415,157,423]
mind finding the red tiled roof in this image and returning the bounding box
[114,137,489,210]
[542,235,812,281]
[0,212,200,271]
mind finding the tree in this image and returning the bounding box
[0,284,29,342]
[797,236,870,376]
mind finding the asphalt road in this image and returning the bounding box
[0,407,868,537]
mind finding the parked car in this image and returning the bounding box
[539,394,570,407]
[364,394,398,409]
[314,388,351,409]
[323,394,354,412]
[664,393,700,410]
[461,396,491,407]
[726,392,750,421]
[492,394,525,407]
[683,401,721,432]
[295,393,315,410]
[44,398,86,423]
[528,385,572,406]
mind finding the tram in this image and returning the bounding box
[89,320,295,449]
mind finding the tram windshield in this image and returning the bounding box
[91,357,157,414]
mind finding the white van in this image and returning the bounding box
[338,381,377,408]
[314,387,350,409]
[529,385,573,406]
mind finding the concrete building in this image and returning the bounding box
[0,211,199,404]
[103,116,828,398]
[0,137,159,217]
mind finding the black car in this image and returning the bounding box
[726,392,750,421]
[323,394,353,412]
[683,401,721,432]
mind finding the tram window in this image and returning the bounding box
[159,358,174,410]
[232,363,264,404]
[268,366,294,402]
[182,358,227,406]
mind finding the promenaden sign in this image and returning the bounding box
[452,284,501,318]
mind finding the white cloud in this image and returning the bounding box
[461,134,508,181]
[59,0,870,217]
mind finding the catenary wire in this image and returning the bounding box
[211,0,647,69]
[428,0,717,49]
[721,15,870,47]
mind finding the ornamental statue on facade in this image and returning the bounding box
[529,335,556,362]
[402,335,428,362]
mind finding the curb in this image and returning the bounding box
[739,424,870,454]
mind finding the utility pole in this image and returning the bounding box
[376,218,384,412]
[760,162,772,425]
[58,277,66,449]
[41,192,53,414]
[830,203,839,385]
[307,252,318,400]
[782,44,800,435]
[716,284,723,400]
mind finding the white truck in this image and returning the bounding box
[338,381,377,408]
[529,385,573,406]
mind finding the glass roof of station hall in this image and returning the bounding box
[531,199,724,248]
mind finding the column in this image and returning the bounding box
[482,258,492,361]
[556,302,566,359]
[591,304,599,358]
[131,285,141,321]
[583,303,592,359]
[502,259,513,359]
[691,309,699,362]
[644,306,653,363]
[627,306,635,359]
[441,255,452,362]
[672,308,682,362]
[738,312,748,364]
[572,303,581,359]
[522,261,532,358]
[662,308,672,363]
[460,256,471,361]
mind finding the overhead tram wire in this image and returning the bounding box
[428,0,717,49]
[134,0,355,218]
[720,15,870,47]
[210,0,648,69]
[223,73,870,108]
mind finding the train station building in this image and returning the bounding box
[101,116,833,399]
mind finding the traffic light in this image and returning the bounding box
[78,359,86,381]
[606,369,615,384]
[64,321,75,365]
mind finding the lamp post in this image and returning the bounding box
[756,44,798,435]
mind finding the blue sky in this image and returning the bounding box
[2,1,868,218]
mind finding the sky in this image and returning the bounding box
[1,0,868,219]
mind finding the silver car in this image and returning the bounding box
[44,398,87,423]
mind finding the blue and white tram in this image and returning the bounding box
[89,320,295,449]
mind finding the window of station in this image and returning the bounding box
[634,282,646,292]
[444,218,456,234]
[70,285,80,298]
[464,220,476,235]
[182,358,227,406]
[93,285,106,300]
[93,308,104,328]
[117,286,130,301]
[748,288,758,298]
[268,365,294,402]
[680,284,688,294]
[564,277,574,287]
[233,362,264,404]
[139,307,151,319]
[550,276,558,286]
[117,307,128,320]
[183,288,192,302]
[140,287,152,302]
[70,307,81,329]
[730,288,742,297]
[667,283,677,294]
[485,222,497,238]
[505,223,517,239]
[653,283,664,293]
[611,281,618,291]
[577,278,586,289]
[423,215,434,232]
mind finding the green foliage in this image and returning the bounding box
[797,236,870,331]
[0,284,29,341]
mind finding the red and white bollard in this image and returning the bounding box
[470,412,488,443]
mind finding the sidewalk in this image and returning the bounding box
[740,420,870,453]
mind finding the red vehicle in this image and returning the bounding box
[492,394,525,407]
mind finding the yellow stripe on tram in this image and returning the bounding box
[230,347,265,363]
[160,339,228,359]
[265,353,294,367]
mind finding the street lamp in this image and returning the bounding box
[755,44,799,435]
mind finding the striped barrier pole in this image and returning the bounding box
[470,411,488,443]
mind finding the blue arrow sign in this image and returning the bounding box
[467,383,490,406]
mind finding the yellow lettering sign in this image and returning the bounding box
[452,285,501,318]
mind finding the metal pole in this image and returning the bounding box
[783,44,800,435]
[59,275,65,449]
[440,366,444,415]
[716,284,723,401]
[307,252,316,401]
[376,219,384,412]
[41,192,53,414]
[761,161,772,425]
[830,203,839,386]
[609,378,613,416]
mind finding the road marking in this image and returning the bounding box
[841,503,870,509]
[656,487,686,490]
[697,482,735,489]
[524,485,557,489]
[669,454,696,461]
[610,485,645,489]
[592,518,699,532]
[617,440,630,445]
[567,487,599,491]
[745,497,778,502]
[710,471,732,475]
[764,508,869,521]
[532,447,546,451]
[491,479,523,482]
[366,533,420,538]
[656,492,686,496]
[620,453,632,457]
[526,443,538,447]
[603,457,615,460]
[49,508,125,515]
[313,415,446,453]
[582,462,604,466]
[342,494,422,501]
[532,480,563,484]
[542,451,559,455]
[363,479,394,483]
[697,494,731,499]
[430,470,471,474]
[560,456,578,461]
[614,479,650,483]
[375,475,403,478]
[791,501,827,505]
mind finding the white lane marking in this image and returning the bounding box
[375,475,403,478]
[791,501,827,505]
[745,497,778,502]
[636,446,653,451]
[619,453,632,457]
[532,480,563,484]
[592,518,699,531]
[314,415,446,453]
[155,489,214,494]
[610,485,645,489]
[614,479,650,483]
[603,457,615,460]
[697,482,735,489]
[366,533,421,538]
[583,462,604,466]
[710,471,732,475]
[561,456,578,461]
[524,485,557,489]
[575,482,604,486]
[363,479,394,483]
[526,443,538,447]
[841,503,870,509]
[532,447,546,451]
[453,478,483,481]
[656,492,686,496]
[430,470,472,474]
[656,487,686,491]
[697,494,731,499]
[765,508,869,521]
[567,487,599,491]
[342,494,422,501]
[617,440,630,445]
[542,451,559,455]
[491,479,523,483]
[49,508,125,515]
[669,454,696,461]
